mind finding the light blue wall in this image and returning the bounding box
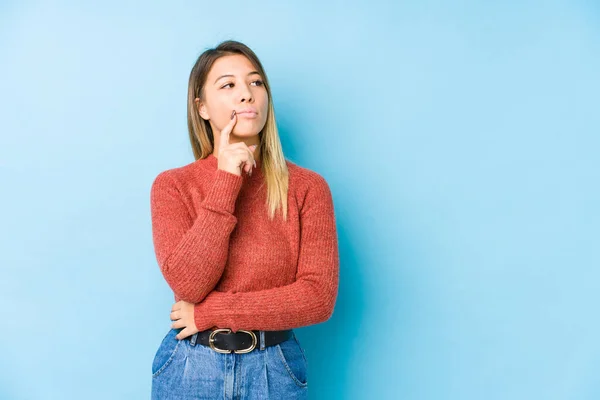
[1,1,598,399]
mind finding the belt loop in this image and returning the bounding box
[259,331,265,351]
[190,333,198,347]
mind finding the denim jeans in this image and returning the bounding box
[151,327,308,399]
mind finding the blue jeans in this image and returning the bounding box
[151,328,309,399]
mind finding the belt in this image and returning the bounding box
[183,328,293,354]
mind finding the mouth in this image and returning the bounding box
[236,111,258,118]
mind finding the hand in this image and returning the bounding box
[217,110,258,177]
[170,300,199,340]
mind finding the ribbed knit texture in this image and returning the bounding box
[150,153,339,333]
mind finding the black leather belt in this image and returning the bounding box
[183,328,293,354]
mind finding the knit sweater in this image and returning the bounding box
[150,153,339,333]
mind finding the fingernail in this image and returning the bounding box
[253,160,257,168]
[231,110,236,119]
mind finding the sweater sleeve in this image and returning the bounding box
[150,168,243,303]
[193,173,340,332]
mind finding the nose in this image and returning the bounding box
[239,83,253,103]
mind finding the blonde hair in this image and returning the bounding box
[186,40,289,221]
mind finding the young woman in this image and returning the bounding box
[149,40,339,399]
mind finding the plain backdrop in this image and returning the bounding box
[1,1,599,399]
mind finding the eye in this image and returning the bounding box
[220,80,264,89]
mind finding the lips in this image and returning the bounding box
[237,107,258,114]
[236,110,258,118]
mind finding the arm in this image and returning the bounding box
[193,173,340,332]
[150,168,243,303]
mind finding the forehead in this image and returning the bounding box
[208,54,257,77]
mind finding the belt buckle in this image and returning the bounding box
[208,328,257,354]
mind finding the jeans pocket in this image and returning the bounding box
[152,328,183,378]
[275,333,308,387]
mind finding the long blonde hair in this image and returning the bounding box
[187,40,289,221]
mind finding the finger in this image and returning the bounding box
[170,311,179,321]
[234,144,257,172]
[232,148,254,175]
[248,144,258,167]
[171,301,182,311]
[243,161,251,175]
[171,319,185,329]
[175,327,192,340]
[245,144,257,174]
[219,110,237,151]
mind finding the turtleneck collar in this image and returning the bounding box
[204,153,263,181]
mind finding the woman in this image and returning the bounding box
[149,40,339,399]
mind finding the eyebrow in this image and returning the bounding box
[214,71,262,85]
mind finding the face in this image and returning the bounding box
[196,54,269,140]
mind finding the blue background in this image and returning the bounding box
[1,1,599,399]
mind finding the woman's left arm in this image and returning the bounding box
[193,173,340,333]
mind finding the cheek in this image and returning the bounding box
[257,94,269,116]
[210,101,234,128]
[259,91,269,108]
[260,111,268,126]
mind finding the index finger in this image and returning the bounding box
[220,110,237,150]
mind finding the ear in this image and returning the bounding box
[195,98,210,120]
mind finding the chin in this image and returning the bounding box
[232,129,260,137]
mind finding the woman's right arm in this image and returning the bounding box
[150,168,243,303]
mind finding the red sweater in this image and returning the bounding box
[150,153,339,333]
